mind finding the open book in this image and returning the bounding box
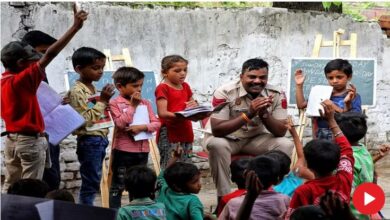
[174,102,229,118]
[85,94,114,131]
[37,82,85,145]
[306,85,333,117]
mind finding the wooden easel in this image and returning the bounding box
[291,29,358,167]
[99,48,161,208]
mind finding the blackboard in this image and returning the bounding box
[287,58,376,107]
[65,70,158,113]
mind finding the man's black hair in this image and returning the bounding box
[241,58,269,74]
[247,155,280,189]
[304,140,340,176]
[22,30,57,48]
[335,112,367,144]
[324,59,353,77]
[265,150,291,182]
[230,158,251,189]
[164,162,200,193]
[113,66,145,86]
[125,166,157,200]
[71,47,106,69]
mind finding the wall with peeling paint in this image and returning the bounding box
[1,2,389,144]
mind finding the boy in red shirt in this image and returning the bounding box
[0,4,87,192]
[285,100,355,219]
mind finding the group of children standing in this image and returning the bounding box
[1,3,390,220]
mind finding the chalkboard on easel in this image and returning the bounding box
[287,58,376,107]
[65,71,158,113]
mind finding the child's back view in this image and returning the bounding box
[68,47,115,205]
[216,158,251,216]
[219,156,290,220]
[116,166,166,220]
[286,101,355,219]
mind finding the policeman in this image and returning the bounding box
[203,58,294,200]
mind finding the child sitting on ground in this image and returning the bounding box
[216,158,251,216]
[285,100,355,219]
[156,146,213,220]
[335,112,390,219]
[219,155,290,220]
[116,166,166,220]
[7,179,50,198]
[273,116,315,197]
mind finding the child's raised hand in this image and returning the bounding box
[130,92,142,107]
[244,170,263,199]
[72,3,88,30]
[185,100,198,109]
[285,115,294,131]
[319,100,335,121]
[294,69,305,86]
[100,84,115,104]
[344,83,356,104]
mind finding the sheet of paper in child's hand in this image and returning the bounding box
[306,85,333,117]
[131,105,153,141]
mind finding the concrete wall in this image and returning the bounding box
[1,2,390,190]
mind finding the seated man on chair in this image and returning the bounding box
[203,58,294,209]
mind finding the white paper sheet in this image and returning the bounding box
[306,85,333,117]
[130,105,153,141]
[37,82,85,145]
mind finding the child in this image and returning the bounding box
[109,67,161,208]
[22,30,62,191]
[273,117,314,197]
[216,158,251,216]
[156,146,205,220]
[0,4,87,193]
[219,155,290,220]
[285,100,355,219]
[265,150,291,185]
[116,166,166,220]
[295,59,362,140]
[7,179,50,198]
[68,47,115,205]
[335,112,390,220]
[155,55,199,168]
[46,189,75,203]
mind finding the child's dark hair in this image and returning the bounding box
[265,150,291,182]
[304,140,340,176]
[7,179,50,198]
[230,158,251,189]
[247,155,280,189]
[164,162,200,193]
[112,66,145,86]
[290,205,328,220]
[72,47,106,69]
[22,30,57,48]
[241,58,269,74]
[125,166,157,200]
[161,55,188,73]
[335,112,367,144]
[45,189,75,203]
[324,59,353,77]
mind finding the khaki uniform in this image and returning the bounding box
[203,80,293,196]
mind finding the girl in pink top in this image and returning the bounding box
[155,55,199,168]
[109,67,161,208]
